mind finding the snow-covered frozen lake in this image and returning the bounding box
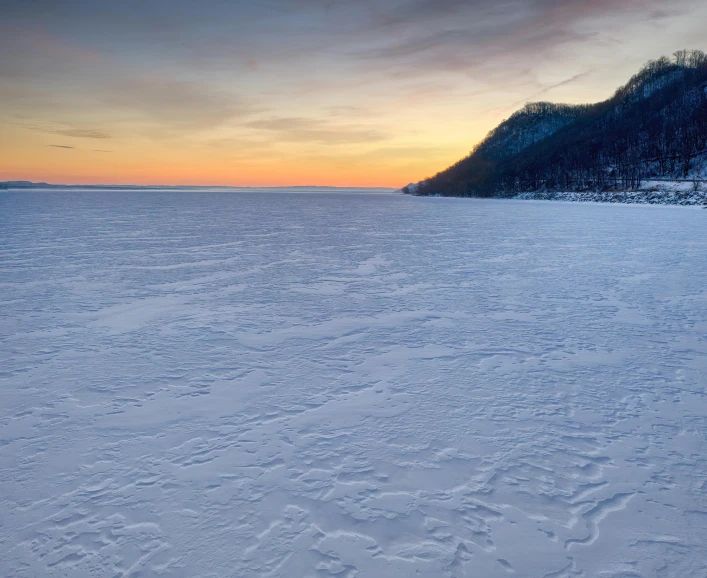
[1,190,706,578]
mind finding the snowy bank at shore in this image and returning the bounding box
[514,180,707,206]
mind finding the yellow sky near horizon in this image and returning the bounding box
[2,0,707,187]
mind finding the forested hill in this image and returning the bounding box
[408,50,707,198]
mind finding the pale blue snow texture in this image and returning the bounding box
[1,190,706,577]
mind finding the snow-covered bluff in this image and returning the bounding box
[408,51,707,200]
[513,183,707,206]
[403,173,707,206]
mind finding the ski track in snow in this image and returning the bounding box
[1,190,706,578]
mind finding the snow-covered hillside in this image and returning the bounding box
[2,190,706,578]
[514,179,707,205]
[407,153,707,205]
[413,52,707,198]
[476,102,587,159]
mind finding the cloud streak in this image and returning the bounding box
[100,75,253,131]
[354,0,675,77]
[49,128,111,139]
[5,122,113,140]
[246,117,389,145]
[506,69,597,110]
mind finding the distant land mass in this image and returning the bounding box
[0,182,395,193]
[405,50,707,204]
[0,181,52,189]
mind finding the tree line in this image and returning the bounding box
[410,50,707,197]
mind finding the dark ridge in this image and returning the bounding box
[408,50,707,197]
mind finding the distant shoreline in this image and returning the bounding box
[0,182,397,193]
[405,178,707,207]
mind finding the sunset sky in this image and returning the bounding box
[2,0,707,187]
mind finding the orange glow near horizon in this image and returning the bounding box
[3,1,707,188]
[0,141,465,188]
[0,112,478,188]
[0,164,431,189]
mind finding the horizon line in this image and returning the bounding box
[1,180,399,191]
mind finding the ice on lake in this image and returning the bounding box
[1,190,706,577]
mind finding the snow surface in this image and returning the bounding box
[514,179,707,206]
[1,190,706,578]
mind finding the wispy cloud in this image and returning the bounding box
[49,128,111,139]
[8,122,112,139]
[506,69,597,110]
[246,116,389,144]
[353,0,685,79]
[100,75,253,131]
[48,144,74,149]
